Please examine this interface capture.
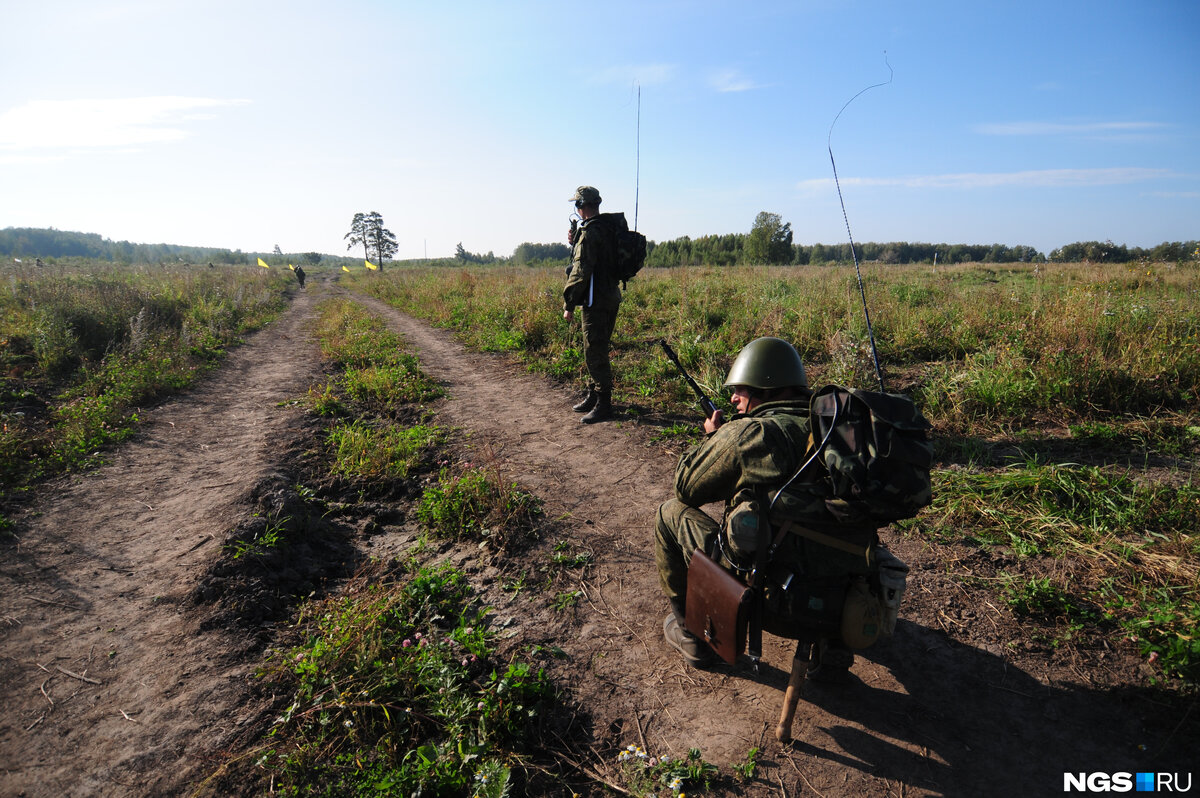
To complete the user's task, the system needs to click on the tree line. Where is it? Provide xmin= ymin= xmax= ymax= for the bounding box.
xmin=0 ymin=227 xmax=335 ymax=267
xmin=7 ymin=216 xmax=1196 ymax=270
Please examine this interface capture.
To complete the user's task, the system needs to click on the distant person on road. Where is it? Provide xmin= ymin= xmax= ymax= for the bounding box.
xmin=654 ymin=337 xmax=816 ymax=666
xmin=294 ymin=265 xmax=306 ymax=289
xmin=563 ymin=185 xmax=622 ymax=424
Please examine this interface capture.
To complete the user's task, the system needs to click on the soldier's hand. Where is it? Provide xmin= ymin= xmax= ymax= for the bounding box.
xmin=567 ymin=229 xmax=576 ymax=246
xmin=703 ymin=409 xmax=724 ymax=434
xmin=563 ymin=309 xmax=573 ymax=321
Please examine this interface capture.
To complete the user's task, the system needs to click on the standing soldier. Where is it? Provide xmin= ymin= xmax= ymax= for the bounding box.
xmin=563 ymin=185 xmax=622 ymax=424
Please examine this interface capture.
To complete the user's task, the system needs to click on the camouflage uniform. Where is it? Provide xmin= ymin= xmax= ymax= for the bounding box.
xmin=654 ymin=397 xmax=811 ymax=604
xmin=563 ymin=213 xmax=622 ymax=393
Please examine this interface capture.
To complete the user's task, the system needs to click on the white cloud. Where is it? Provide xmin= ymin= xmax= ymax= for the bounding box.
xmin=973 ymin=121 xmax=1166 ymax=136
xmin=0 ymin=96 xmax=251 ymax=150
xmin=709 ymin=68 xmax=763 ymax=93
xmin=797 ymin=167 xmax=1174 ymax=191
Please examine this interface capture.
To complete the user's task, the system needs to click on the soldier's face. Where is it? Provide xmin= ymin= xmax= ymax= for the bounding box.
xmin=731 ymin=386 xmax=758 ymax=415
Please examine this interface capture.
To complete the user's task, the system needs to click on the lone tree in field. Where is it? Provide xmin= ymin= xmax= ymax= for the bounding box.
xmin=745 ymin=211 xmax=793 ymax=265
xmin=344 ymin=211 xmax=398 ymax=269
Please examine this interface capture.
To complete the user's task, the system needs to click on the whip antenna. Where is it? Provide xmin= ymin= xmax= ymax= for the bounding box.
xmin=828 ymin=53 xmax=892 ymax=392
xmin=634 ymin=83 xmax=641 ymax=231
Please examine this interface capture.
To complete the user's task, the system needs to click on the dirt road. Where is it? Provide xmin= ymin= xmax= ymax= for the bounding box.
xmin=1 ymin=279 xmax=1192 ymax=797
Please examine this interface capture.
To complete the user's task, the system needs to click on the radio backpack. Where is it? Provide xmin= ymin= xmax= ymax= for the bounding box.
xmin=599 ymin=212 xmax=647 ymax=288
xmin=807 ymin=385 xmax=933 ymax=525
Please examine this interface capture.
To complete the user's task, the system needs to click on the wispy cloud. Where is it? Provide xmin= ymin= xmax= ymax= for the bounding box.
xmin=974 ymin=120 xmax=1166 ymax=136
xmin=0 ymin=96 xmax=251 ymax=150
xmin=798 ymin=167 xmax=1174 ymax=191
xmin=709 ymin=68 xmax=765 ymax=93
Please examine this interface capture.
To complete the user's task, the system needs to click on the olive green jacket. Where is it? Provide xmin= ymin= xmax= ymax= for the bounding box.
xmin=563 ymin=214 xmax=621 ymax=313
xmin=674 ymin=397 xmax=812 ymax=513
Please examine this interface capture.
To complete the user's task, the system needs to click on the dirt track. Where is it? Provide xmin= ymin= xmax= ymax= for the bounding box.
xmin=1 ymin=277 xmax=1194 ymax=797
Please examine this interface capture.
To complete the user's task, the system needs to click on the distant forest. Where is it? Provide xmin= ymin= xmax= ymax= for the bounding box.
xmin=4 ymin=226 xmax=1196 ymax=268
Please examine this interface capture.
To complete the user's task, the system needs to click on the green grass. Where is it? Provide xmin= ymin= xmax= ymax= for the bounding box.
xmin=416 ymin=467 xmax=542 ymax=550
xmin=0 ymin=261 xmax=289 ymax=515
xmin=249 ymin=562 xmax=555 ymax=797
xmin=313 ymin=298 xmax=443 ymax=412
xmin=346 ymin=260 xmax=1200 ymax=426
xmin=327 ymin=420 xmax=443 ymax=480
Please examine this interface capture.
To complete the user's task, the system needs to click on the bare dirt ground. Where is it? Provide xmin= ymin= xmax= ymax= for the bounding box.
xmin=1 ymin=277 xmax=1195 ymax=797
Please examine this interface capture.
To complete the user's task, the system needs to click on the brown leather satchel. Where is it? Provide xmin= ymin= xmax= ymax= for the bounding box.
xmin=685 ymin=549 xmax=752 ymax=665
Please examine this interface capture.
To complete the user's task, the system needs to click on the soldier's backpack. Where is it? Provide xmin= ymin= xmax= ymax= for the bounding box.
xmin=772 ymin=385 xmax=933 ymax=528
xmin=599 ymin=212 xmax=647 ymax=288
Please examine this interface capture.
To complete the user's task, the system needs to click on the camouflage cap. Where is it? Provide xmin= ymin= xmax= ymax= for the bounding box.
xmin=569 ymin=186 xmax=602 ymax=205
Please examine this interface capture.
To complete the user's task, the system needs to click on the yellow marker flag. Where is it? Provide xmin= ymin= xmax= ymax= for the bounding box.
xmin=365 ymin=260 xmax=378 ymax=271
xmin=342 ymin=265 xmax=350 ymax=273
xmin=257 ymin=257 xmax=270 ymax=268
xmin=288 ymin=263 xmax=296 ymax=271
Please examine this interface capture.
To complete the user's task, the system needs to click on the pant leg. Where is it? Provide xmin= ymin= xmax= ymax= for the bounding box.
xmin=581 ymin=303 xmax=618 ymax=392
xmin=654 ymin=498 xmax=720 ymax=604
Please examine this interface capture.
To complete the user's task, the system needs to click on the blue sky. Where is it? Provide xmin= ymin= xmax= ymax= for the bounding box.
xmin=1 ymin=0 xmax=1196 ymax=260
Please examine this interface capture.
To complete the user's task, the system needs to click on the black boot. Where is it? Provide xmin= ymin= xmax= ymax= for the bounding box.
xmin=572 ymin=388 xmax=598 ymax=413
xmin=663 ymin=599 xmax=713 ymax=665
xmin=580 ymin=390 xmax=612 ymax=424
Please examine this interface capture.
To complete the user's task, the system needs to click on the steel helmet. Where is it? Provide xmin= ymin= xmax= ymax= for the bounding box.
xmin=722 ymin=337 xmax=808 ymax=389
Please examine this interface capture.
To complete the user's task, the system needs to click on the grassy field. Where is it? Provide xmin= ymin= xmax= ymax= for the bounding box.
xmin=347 ymin=259 xmax=1200 ymax=684
xmin=2 ymin=259 xmax=1196 ymax=793
xmin=0 ymin=260 xmax=290 ymax=523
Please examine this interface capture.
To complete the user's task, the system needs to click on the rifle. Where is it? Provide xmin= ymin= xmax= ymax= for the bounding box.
xmin=659 ymin=339 xmax=719 ymax=418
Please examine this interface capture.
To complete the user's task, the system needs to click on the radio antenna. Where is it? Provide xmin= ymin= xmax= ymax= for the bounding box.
xmin=634 ymin=82 xmax=641 ymax=231
xmin=828 ymin=53 xmax=892 ymax=392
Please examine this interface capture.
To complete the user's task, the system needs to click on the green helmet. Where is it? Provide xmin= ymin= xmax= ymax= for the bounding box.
xmin=723 ymin=337 xmax=808 ymax=389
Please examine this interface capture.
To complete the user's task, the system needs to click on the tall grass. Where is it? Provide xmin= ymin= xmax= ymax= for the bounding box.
xmin=0 ymin=261 xmax=289 ymax=516
xmin=348 ymin=260 xmax=1200 ymax=427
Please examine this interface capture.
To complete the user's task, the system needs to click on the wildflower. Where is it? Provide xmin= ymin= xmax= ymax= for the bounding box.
xmin=343 ymin=720 xmax=354 ymax=728
xmin=402 ymin=639 xmax=412 ymax=648
xmin=477 ymin=701 xmax=485 ymax=710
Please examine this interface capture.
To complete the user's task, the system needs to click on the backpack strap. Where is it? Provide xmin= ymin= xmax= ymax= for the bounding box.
xmin=746 ymin=517 xmax=793 ymax=669
xmin=776 ymin=519 xmax=873 ymax=563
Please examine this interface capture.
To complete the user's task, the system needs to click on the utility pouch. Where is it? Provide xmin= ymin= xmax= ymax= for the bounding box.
xmin=723 ymin=491 xmax=765 ymax=564
xmin=685 ymin=548 xmax=751 ymax=665
xmin=875 ymin=546 xmax=910 ymax=636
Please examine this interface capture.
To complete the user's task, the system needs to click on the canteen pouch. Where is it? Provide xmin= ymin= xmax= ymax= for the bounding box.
xmin=875 ymin=547 xmax=910 ymax=636
xmin=840 ymin=576 xmax=882 ymax=649
xmin=685 ymin=548 xmax=751 ymax=665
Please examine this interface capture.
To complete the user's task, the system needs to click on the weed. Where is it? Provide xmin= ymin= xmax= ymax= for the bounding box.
xmin=416 ymin=467 xmax=541 ymax=550
xmin=615 ymin=745 xmax=720 ymax=797
xmin=551 ymin=590 xmax=580 ymax=611
xmin=732 ymin=746 xmax=760 ymax=781
xmin=1000 ymin=574 xmax=1071 ymax=618
xmin=254 ymin=563 xmax=555 ymax=796
xmin=227 ymin=510 xmax=291 ymax=559
xmin=326 ymin=419 xmax=442 ymax=480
